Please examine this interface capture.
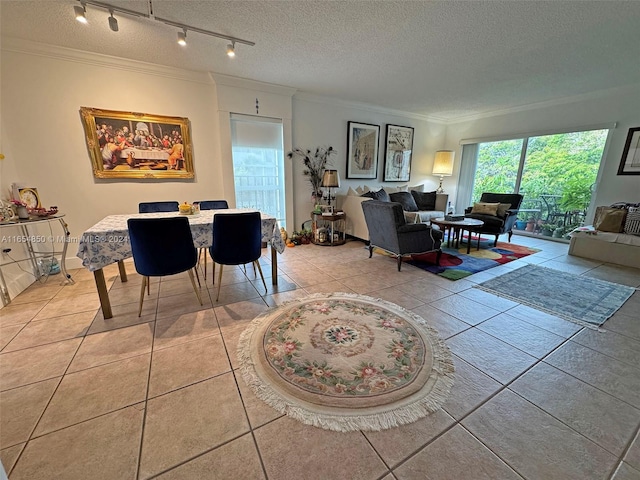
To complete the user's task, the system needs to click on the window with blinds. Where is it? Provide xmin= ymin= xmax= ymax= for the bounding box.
xmin=230 ymin=114 xmax=286 ymax=229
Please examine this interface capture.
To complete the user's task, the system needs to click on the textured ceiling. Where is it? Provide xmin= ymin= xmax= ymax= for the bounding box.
xmin=2 ymin=0 xmax=640 ymax=121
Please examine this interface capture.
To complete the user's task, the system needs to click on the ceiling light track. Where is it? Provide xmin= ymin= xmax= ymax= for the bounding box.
xmin=74 ymin=0 xmax=255 ymax=52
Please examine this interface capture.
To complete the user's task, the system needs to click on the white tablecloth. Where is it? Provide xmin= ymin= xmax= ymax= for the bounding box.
xmin=77 ymin=209 xmax=285 ymax=271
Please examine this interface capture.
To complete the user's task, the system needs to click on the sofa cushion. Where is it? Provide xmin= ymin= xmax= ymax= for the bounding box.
xmin=347 ymin=187 xmax=359 ymax=196
xmin=496 ymin=203 xmax=512 ymax=218
xmin=361 ymin=188 xmax=390 ymax=202
xmin=409 ymin=184 xmax=424 ymax=192
xmin=479 ymin=193 xmax=523 ymax=210
xmin=471 ymin=202 xmax=500 ymax=216
xmin=411 ymin=190 xmax=437 ymax=210
xmin=594 ymin=207 xmax=627 ymax=233
xmin=389 ymin=191 xmax=418 ymax=212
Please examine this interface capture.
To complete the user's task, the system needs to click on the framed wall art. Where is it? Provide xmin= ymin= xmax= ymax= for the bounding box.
xmin=618 ymin=127 xmax=640 ymax=175
xmin=346 ymin=121 xmax=380 ymax=179
xmin=383 ymin=124 xmax=414 ymax=182
xmin=80 ymin=107 xmax=194 ymax=179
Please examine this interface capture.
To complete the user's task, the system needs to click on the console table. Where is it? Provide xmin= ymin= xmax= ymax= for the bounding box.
xmin=0 ymin=215 xmax=74 ymax=306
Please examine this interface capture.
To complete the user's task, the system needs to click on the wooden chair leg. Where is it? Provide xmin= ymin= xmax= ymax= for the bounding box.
xmin=187 ymin=269 xmax=203 ymax=305
xmin=254 ymin=260 xmax=267 ymax=294
xmin=368 ymin=245 xmax=373 ymax=258
xmin=147 ymin=277 xmax=150 ymax=295
xmin=397 ymin=255 xmax=402 ymax=271
xmin=138 ymin=276 xmax=147 ymax=317
xmin=216 ymin=264 xmax=224 ymax=301
xmin=193 ymin=267 xmax=201 ymax=288
xmin=203 ymin=250 xmax=207 ymax=281
xmin=436 ymin=249 xmax=442 ymax=266
xmin=508 ymin=231 xmax=513 ymax=242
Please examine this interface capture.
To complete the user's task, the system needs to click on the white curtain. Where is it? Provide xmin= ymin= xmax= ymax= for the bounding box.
xmin=454 ymin=143 xmax=479 ymax=211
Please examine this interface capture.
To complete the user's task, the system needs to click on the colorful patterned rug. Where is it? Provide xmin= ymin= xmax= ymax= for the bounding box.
xmin=406 ymin=236 xmax=540 ymax=281
xmin=475 ymin=264 xmax=636 ymax=327
xmin=238 ymin=293 xmax=454 ymax=432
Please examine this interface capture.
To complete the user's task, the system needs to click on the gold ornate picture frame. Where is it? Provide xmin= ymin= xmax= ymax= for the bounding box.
xmin=80 ymin=107 xmax=194 ymax=179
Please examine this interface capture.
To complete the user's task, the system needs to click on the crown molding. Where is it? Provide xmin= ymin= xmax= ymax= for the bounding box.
xmin=210 ymin=73 xmax=297 ymax=97
xmin=1 ymin=37 xmax=212 ymax=84
xmin=447 ymin=82 xmax=640 ymax=124
xmin=293 ymin=92 xmax=447 ymax=124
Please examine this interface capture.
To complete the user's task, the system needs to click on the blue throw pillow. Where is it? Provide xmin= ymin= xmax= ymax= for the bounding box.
xmin=361 ymin=188 xmax=390 ymax=202
xmin=411 ymin=190 xmax=437 ymax=210
xmin=389 ymin=191 xmax=418 ymax=212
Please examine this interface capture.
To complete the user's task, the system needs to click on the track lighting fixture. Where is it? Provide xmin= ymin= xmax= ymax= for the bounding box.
xmin=177 ymin=30 xmax=187 ymax=46
xmin=108 ymin=11 xmax=118 ymax=32
xmin=226 ymin=42 xmax=235 ymax=58
xmin=74 ymin=4 xmax=87 ymax=23
xmin=73 ymin=0 xmax=255 ymax=55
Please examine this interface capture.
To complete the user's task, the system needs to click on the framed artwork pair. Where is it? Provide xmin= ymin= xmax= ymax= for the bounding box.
xmin=346 ymin=121 xmax=414 ymax=181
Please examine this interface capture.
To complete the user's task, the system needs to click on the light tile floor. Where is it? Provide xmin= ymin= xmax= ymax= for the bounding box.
xmin=1 ymin=235 xmax=639 ymax=479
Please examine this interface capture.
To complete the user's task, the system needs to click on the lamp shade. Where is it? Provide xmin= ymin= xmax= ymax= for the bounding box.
xmin=432 ymin=150 xmax=455 ymax=176
xmin=321 ymin=169 xmax=340 ymax=188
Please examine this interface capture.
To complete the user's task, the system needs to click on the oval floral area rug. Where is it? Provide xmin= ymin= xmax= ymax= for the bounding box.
xmin=238 ymin=293 xmax=455 ymax=432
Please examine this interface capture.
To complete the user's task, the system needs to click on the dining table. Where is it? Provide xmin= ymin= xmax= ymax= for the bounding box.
xmin=76 ymin=209 xmax=285 ymax=319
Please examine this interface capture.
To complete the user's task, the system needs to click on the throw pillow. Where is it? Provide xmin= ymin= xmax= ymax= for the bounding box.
xmin=623 ymin=206 xmax=640 ymax=236
xmin=471 ymin=202 xmax=500 ymax=216
xmin=355 ymin=186 xmax=364 ymax=195
xmin=385 ymin=186 xmax=400 ymax=194
xmin=409 ymin=184 xmax=424 ymax=192
xmin=594 ymin=206 xmax=627 ymax=233
xmin=496 ymin=203 xmax=512 ymax=218
xmin=411 ymin=190 xmax=437 ymax=211
xmin=347 ymin=187 xmax=359 ymax=196
xmin=389 ymin=191 xmax=418 ymax=212
xmin=361 ymin=188 xmax=390 ymax=202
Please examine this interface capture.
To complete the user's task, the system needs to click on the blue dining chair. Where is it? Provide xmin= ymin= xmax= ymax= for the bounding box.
xmin=128 ymin=216 xmax=203 ymax=316
xmin=138 ymin=201 xmax=179 ymax=213
xmin=197 ymin=200 xmax=229 ymax=210
xmin=195 ymin=200 xmax=229 ymax=279
xmin=209 ymin=212 xmax=266 ymax=301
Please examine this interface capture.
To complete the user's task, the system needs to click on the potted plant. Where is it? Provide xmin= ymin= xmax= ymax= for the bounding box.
xmin=540 ymin=224 xmax=555 ymax=236
xmin=287 ymin=146 xmax=337 ymax=202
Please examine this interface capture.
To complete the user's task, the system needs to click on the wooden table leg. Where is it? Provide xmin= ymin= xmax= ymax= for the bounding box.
xmin=270 ymin=244 xmax=278 ymax=285
xmin=93 ymin=268 xmax=113 ymax=319
xmin=466 ymin=228 xmax=472 ymax=254
xmin=117 ymin=260 xmax=128 ymax=283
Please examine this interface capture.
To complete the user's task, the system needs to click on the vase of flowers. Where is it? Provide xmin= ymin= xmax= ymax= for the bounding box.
xmin=11 ymin=199 xmax=29 ymax=219
xmin=287 ymin=146 xmax=337 ymax=202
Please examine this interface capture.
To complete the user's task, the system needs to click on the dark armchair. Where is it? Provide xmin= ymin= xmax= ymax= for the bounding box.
xmin=362 ymin=200 xmax=443 ymax=271
xmin=464 ymin=193 xmax=524 ymax=246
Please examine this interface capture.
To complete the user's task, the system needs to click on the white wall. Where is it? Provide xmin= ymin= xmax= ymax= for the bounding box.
xmin=290 ymin=95 xmax=447 ymax=229
xmin=443 ymin=84 xmax=640 ymax=220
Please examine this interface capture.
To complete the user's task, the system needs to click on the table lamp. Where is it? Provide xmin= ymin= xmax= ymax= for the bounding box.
xmin=321 ymin=169 xmax=340 ymax=207
xmin=432 ymin=150 xmax=455 ymax=194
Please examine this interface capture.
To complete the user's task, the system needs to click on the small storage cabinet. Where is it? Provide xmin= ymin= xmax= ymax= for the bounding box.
xmin=311 ymin=211 xmax=346 ymax=246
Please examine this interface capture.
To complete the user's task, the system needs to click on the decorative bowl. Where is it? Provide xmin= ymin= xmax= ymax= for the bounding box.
xmin=29 ymin=207 xmax=58 ymax=217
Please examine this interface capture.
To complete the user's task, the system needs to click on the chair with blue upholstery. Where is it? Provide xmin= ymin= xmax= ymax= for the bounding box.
xmin=209 ymin=211 xmax=266 ymax=301
xmin=196 ymin=200 xmax=229 ymax=279
xmin=138 ymin=201 xmax=179 ymax=213
xmin=197 ymin=200 xmax=229 ymax=210
xmin=128 ymin=216 xmax=203 ymax=316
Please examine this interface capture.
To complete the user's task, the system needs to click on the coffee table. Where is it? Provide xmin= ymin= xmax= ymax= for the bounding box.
xmin=431 ymin=218 xmax=485 ymax=254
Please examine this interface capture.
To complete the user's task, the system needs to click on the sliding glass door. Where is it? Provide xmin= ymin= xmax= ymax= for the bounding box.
xmin=469 ymin=128 xmax=609 ymax=237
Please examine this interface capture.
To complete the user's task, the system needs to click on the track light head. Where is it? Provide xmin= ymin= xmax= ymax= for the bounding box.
xmin=74 ymin=4 xmax=87 ymax=24
xmin=177 ymin=30 xmax=187 ymax=46
xmin=226 ymin=42 xmax=235 ymax=58
xmin=108 ymin=11 xmax=118 ymax=32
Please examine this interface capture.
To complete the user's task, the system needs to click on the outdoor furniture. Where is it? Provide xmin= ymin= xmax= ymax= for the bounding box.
xmin=540 ymin=194 xmax=568 ymax=226
xmin=362 ymin=200 xmax=442 ymax=271
xmin=464 ymin=193 xmax=524 ymax=245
